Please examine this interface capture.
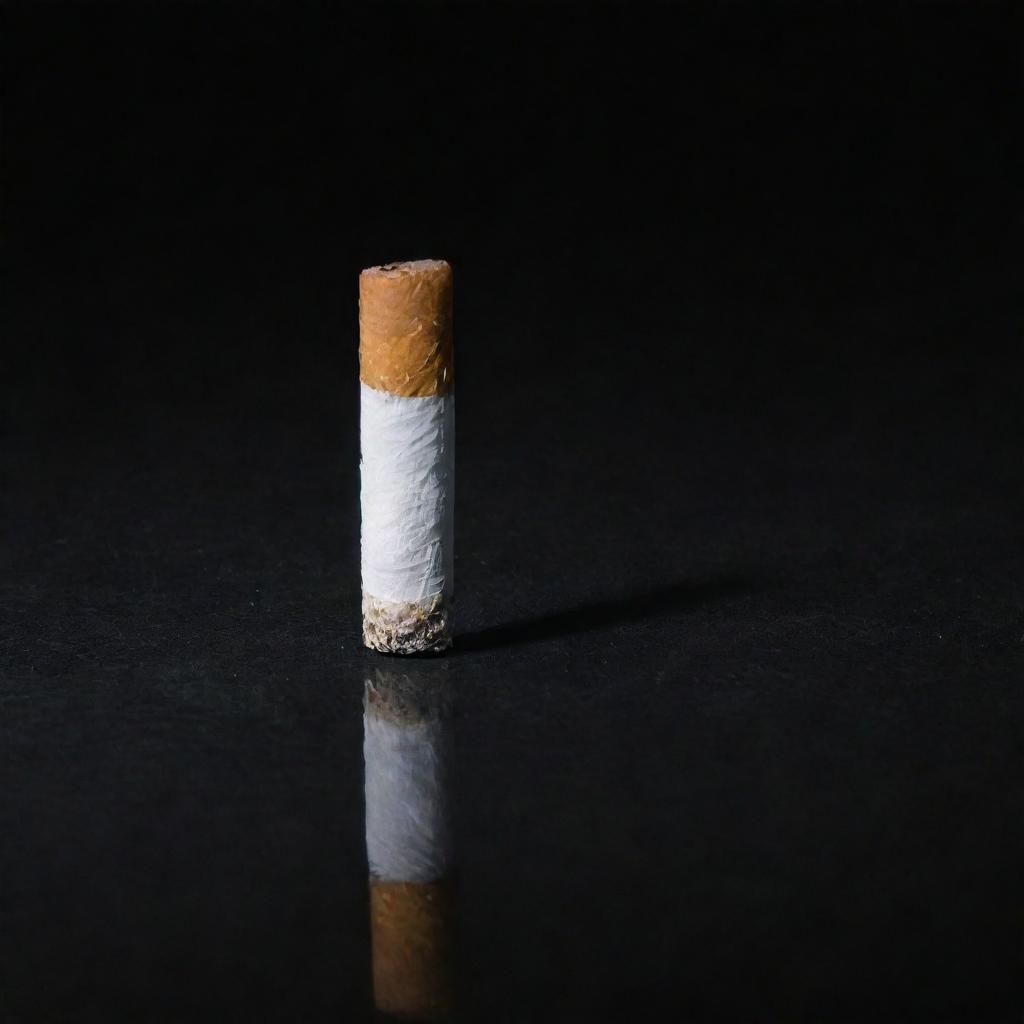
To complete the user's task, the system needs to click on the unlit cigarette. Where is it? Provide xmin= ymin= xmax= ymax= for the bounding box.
xmin=359 ymin=259 xmax=454 ymax=654
xmin=364 ymin=666 xmax=455 ymax=1020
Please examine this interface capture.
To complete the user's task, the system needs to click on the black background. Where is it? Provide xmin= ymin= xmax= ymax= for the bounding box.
xmin=3 ymin=3 xmax=1022 ymax=1021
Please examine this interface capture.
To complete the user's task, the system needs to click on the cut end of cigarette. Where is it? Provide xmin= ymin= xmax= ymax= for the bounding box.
xmin=363 ymin=592 xmax=453 ymax=655
xmin=360 ymin=258 xmax=454 ymax=399
xmin=365 ymin=666 xmax=452 ymax=725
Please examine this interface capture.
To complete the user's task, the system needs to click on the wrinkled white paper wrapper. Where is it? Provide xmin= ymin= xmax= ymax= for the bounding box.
xmin=360 ymin=382 xmax=454 ymax=605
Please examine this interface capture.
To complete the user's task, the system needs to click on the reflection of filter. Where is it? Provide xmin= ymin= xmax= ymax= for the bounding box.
xmin=364 ymin=668 xmax=454 ymax=1020
xmin=369 ymin=883 xmax=454 ymax=1022
xmin=359 ymin=260 xmax=454 ymax=655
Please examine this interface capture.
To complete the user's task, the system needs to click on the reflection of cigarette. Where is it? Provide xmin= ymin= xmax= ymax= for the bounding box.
xmin=359 ymin=260 xmax=454 ymax=654
xmin=364 ymin=668 xmax=455 ymax=1020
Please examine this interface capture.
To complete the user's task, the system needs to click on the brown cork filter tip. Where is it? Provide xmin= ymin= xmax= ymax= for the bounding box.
xmin=370 ymin=881 xmax=455 ymax=1021
xmin=360 ymin=260 xmax=454 ymax=399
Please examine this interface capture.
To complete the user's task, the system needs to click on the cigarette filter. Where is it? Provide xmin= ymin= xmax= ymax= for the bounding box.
xmin=359 ymin=260 xmax=454 ymax=654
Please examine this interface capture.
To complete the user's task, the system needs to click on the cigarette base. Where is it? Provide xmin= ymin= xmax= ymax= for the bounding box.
xmin=362 ymin=593 xmax=453 ymax=655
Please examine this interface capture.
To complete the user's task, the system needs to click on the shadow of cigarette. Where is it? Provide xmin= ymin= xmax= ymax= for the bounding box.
xmin=454 ymin=574 xmax=755 ymax=654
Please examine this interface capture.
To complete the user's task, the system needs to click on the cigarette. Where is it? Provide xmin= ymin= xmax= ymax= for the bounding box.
xmin=359 ymin=259 xmax=454 ymax=654
xmin=364 ymin=665 xmax=455 ymax=1020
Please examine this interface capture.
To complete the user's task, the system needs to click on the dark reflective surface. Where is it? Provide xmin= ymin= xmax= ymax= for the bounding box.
xmin=4 ymin=5 xmax=1020 ymax=1022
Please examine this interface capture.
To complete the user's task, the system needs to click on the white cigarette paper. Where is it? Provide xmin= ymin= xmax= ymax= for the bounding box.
xmin=360 ymin=385 xmax=454 ymax=607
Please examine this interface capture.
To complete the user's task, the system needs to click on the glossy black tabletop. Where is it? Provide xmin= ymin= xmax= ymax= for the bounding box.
xmin=3 ymin=6 xmax=1020 ymax=1021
